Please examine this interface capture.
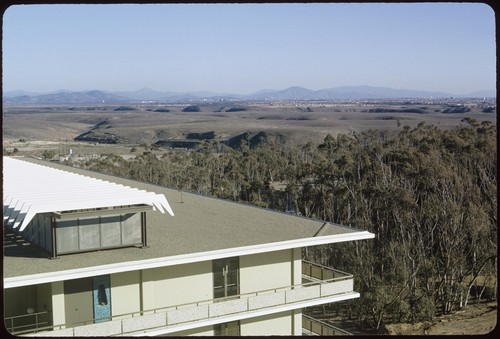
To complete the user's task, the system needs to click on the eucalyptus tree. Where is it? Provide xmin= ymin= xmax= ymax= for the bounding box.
xmin=68 ymin=119 xmax=496 ymax=328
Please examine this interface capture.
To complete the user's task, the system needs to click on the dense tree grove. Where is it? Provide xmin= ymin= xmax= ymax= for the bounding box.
xmin=72 ymin=119 xmax=496 ymax=329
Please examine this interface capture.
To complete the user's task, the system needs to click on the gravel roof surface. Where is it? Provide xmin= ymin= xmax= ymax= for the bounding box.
xmin=3 ymin=157 xmax=363 ymax=279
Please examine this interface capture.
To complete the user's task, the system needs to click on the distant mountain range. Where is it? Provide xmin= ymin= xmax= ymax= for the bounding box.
xmin=3 ymin=86 xmax=495 ymax=104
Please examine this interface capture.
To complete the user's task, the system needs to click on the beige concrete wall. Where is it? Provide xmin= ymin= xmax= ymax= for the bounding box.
xmin=145 ymin=261 xmax=213 ymax=310
xmin=110 ymin=271 xmax=141 ymax=318
xmin=292 ymin=248 xmax=301 ymax=285
xmin=63 ymin=278 xmax=93 ymax=327
xmin=11 ymin=248 xmax=303 ymax=335
xmin=239 ymin=249 xmax=292 ymax=294
xmin=292 ymin=248 xmax=302 ymax=334
xmin=293 ymin=309 xmax=302 ymax=335
xmin=141 ymin=269 xmax=156 ymax=313
xmin=51 ymin=282 xmax=66 ymax=328
xmin=240 ymin=311 xmax=293 ymax=335
xmin=239 ymin=249 xmax=302 ymax=335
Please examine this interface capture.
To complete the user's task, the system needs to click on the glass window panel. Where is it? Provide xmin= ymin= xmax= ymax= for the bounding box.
xmin=226 ymin=285 xmax=238 ymax=297
xmin=79 ymin=218 xmax=100 ymax=250
xmin=214 ymin=321 xmax=240 ymax=336
xmin=226 ymin=321 xmax=240 ymax=336
xmin=121 ymin=213 xmax=141 ymax=245
xmin=100 ymin=215 xmax=121 ymax=247
xmin=56 ymin=220 xmax=79 ymax=253
xmin=213 ymin=272 xmax=224 ymax=288
xmin=213 ymin=257 xmax=239 ymax=299
xmin=213 ymin=288 xmax=225 ymax=300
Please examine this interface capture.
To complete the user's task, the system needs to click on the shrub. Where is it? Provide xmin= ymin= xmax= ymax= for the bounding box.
xmin=42 ymin=150 xmax=55 ymax=160
xmin=182 ymin=105 xmax=201 ymax=112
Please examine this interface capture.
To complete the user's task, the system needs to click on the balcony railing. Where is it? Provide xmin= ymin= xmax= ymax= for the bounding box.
xmin=302 ymin=314 xmax=353 ymax=336
xmin=4 ymin=311 xmax=51 ymax=335
xmin=302 ymin=261 xmax=354 ymax=281
xmin=7 ymin=261 xmax=357 ymax=336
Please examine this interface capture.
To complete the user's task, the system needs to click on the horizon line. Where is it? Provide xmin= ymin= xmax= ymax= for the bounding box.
xmin=3 ymin=85 xmax=496 ymax=97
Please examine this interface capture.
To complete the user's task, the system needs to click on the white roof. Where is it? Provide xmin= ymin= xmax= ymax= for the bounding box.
xmin=3 ymin=157 xmax=174 ymax=231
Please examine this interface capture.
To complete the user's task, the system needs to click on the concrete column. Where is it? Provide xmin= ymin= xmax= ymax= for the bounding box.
xmin=140 ymin=269 xmax=156 ymax=314
xmin=51 ymin=281 xmax=66 ymax=329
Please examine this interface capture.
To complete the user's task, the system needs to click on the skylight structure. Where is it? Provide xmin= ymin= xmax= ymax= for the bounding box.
xmin=3 ymin=157 xmax=174 ymax=257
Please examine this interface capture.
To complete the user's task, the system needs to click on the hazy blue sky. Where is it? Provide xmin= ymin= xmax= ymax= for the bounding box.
xmin=2 ymin=3 xmax=496 ymax=95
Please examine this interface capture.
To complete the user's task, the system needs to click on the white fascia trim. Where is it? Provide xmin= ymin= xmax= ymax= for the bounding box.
xmin=124 ymin=292 xmax=360 ymax=336
xmin=4 ymin=231 xmax=374 ymax=288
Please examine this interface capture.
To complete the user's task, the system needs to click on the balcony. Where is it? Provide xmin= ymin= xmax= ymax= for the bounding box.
xmin=6 ymin=261 xmax=358 ymax=336
xmin=302 ymin=314 xmax=353 ymax=335
xmin=4 ymin=311 xmax=52 ymax=335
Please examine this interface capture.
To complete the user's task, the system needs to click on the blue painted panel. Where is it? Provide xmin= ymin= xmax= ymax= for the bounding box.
xmin=93 ymin=275 xmax=111 ymax=323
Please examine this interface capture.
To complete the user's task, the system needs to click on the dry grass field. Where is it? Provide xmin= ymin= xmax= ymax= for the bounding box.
xmin=2 ymin=101 xmax=497 ymax=335
xmin=3 ymin=101 xmax=496 ymax=155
